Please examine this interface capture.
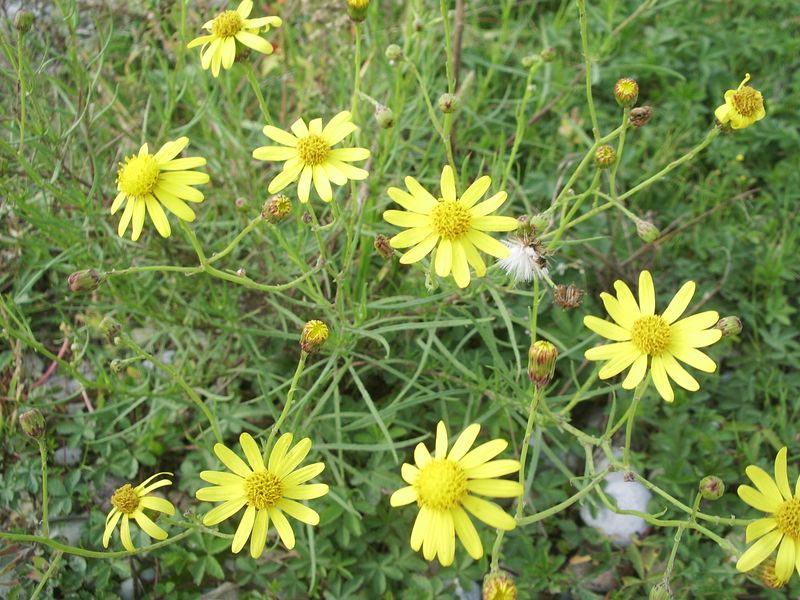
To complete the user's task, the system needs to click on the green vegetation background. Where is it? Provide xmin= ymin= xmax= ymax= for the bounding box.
xmin=1 ymin=0 xmax=798 ymax=598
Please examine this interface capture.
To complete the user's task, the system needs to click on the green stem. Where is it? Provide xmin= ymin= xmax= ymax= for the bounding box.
xmin=17 ymin=31 xmax=26 ymax=153
xmin=501 ymin=62 xmax=542 ymax=190
xmin=180 ymin=221 xmax=208 ymax=266
xmin=576 ymin=0 xmax=600 ymax=140
xmin=440 ymin=0 xmax=456 ymax=94
xmin=546 ymin=171 xmax=600 ymax=250
xmin=266 ymin=352 xmax=308 ymax=452
xmin=529 ymin=275 xmax=541 ymax=342
xmin=30 ymin=551 xmax=63 ymax=600
xmin=623 ymin=374 xmax=650 ymax=471
xmin=664 ymin=493 xmax=702 ymax=581
xmin=609 ymin=107 xmax=631 ymax=198
xmin=38 ymin=440 xmax=49 ymax=538
xmin=517 ymin=470 xmax=609 ymax=525
xmin=245 ymin=63 xmax=272 ymax=125
xmin=121 ymin=336 xmax=222 ymax=443
xmin=0 ymin=528 xmax=195 ymax=559
xmin=351 ymin=25 xmax=361 ymax=117
xmin=208 ymin=217 xmax=263 ymax=264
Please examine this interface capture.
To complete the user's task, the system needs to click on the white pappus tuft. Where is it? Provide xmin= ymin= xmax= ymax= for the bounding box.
xmin=497 ymin=235 xmax=548 ymax=283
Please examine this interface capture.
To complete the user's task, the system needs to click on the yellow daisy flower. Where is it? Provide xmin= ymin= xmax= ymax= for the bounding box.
xmin=252 ymin=111 xmax=370 ymax=204
xmin=390 ymin=421 xmax=523 ymax=566
xmin=102 ymin=472 xmax=175 ymax=552
xmin=583 ymin=270 xmax=722 ymax=402
xmin=383 ymin=166 xmax=518 ymax=288
xmin=714 ymin=73 xmax=766 ymax=130
xmin=112 ymin=137 xmax=209 ymax=241
xmin=196 ymin=432 xmax=329 ymax=559
xmin=736 ymin=447 xmax=800 ymax=585
xmin=187 ymin=0 xmax=282 ymax=78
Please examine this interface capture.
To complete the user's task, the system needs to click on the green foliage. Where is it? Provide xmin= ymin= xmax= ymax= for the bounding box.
xmin=1 ymin=0 xmax=798 ymax=598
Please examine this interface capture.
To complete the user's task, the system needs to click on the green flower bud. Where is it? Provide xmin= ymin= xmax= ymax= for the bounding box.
xmin=385 ymin=44 xmax=403 ymax=63
xmin=19 ymin=409 xmax=45 ymax=440
xmin=594 ymin=145 xmax=617 ymax=169
xmin=262 ymin=194 xmax=292 ymax=224
xmin=438 ymin=93 xmax=459 ymax=114
xmin=614 ymin=77 xmax=639 ymax=108
xmin=649 ymin=581 xmax=673 ymax=600
xmin=375 ymin=106 xmax=396 ymax=129
xmin=99 ymin=316 xmax=121 ymax=341
xmin=715 ymin=316 xmax=742 ymax=337
xmin=15 ymin=10 xmax=34 ymax=34
xmin=699 ymin=475 xmax=725 ymax=500
xmin=540 ymin=47 xmax=557 ymax=62
xmin=346 ymin=0 xmax=370 ymax=22
xmin=68 ymin=269 xmax=102 ymax=294
xmin=636 ymin=220 xmax=660 ymax=244
xmin=528 ymin=340 xmax=558 ymax=388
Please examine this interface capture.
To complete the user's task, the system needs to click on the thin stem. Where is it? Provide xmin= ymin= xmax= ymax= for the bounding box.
xmin=351 ymin=25 xmax=361 ymax=117
xmin=17 ymin=31 xmax=26 ymax=153
xmin=440 ymin=0 xmax=456 ymax=94
xmin=609 ymin=107 xmax=631 ymax=198
xmin=664 ymin=493 xmax=702 ymax=581
xmin=266 ymin=352 xmax=308 ymax=452
xmin=121 ymin=336 xmax=222 ymax=443
xmin=30 ymin=551 xmax=63 ymax=600
xmin=38 ymin=440 xmax=49 ymax=538
xmin=623 ymin=374 xmax=650 ymax=471
xmin=546 ymin=171 xmax=600 ymax=250
xmin=501 ymin=62 xmax=542 ymax=190
xmin=208 ymin=217 xmax=263 ymax=264
xmin=517 ymin=470 xmax=609 ymax=525
xmin=576 ymin=0 xmax=600 ymax=140
xmin=180 ymin=221 xmax=208 ymax=266
xmin=529 ymin=275 xmax=541 ymax=342
xmin=0 ymin=528 xmax=195 ymax=559
xmin=245 ymin=63 xmax=272 ymax=125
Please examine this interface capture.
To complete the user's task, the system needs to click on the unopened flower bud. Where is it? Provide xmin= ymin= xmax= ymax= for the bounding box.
xmin=530 ymin=213 xmax=549 ymax=233
xmin=262 ymin=194 xmax=292 ymax=224
xmin=99 ymin=316 xmax=121 ymax=341
xmin=594 ymin=145 xmax=616 ymax=169
xmin=302 ymin=212 xmax=312 ymax=224
xmin=68 ymin=269 xmax=102 ymax=294
xmin=629 ymin=105 xmax=653 ymax=128
xmin=375 ymin=106 xmax=396 ymax=129
xmin=715 ymin=316 xmax=742 ymax=337
xmin=346 ymin=0 xmax=370 ymax=22
xmin=540 ymin=47 xmax=556 ymax=62
xmin=413 ymin=17 xmax=424 ymax=32
xmin=234 ymin=197 xmax=247 ymax=210
xmin=757 ymin=560 xmax=787 ymax=589
xmin=553 ymin=284 xmax=584 ymax=309
xmin=301 ymin=320 xmax=329 ymax=353
xmin=614 ymin=77 xmax=639 ymax=108
xmin=482 ymin=571 xmax=517 ymax=600
xmin=385 ymin=44 xmax=403 ymax=63
xmin=110 ymin=359 xmax=125 ymax=374
xmin=636 ymin=219 xmax=660 ymax=243
xmin=374 ymin=234 xmax=393 ymax=260
xmin=649 ymin=581 xmax=673 ymax=600
xmin=19 ymin=409 xmax=45 ymax=440
xmin=699 ymin=475 xmax=725 ymax=500
xmin=15 ymin=10 xmax=34 ymax=34
xmin=438 ymin=93 xmax=459 ymax=114
xmin=521 ymin=55 xmax=540 ymax=68
xmin=528 ymin=340 xmax=558 ymax=388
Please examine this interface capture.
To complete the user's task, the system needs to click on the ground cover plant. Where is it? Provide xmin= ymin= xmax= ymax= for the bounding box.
xmin=1 ymin=0 xmax=799 ymax=598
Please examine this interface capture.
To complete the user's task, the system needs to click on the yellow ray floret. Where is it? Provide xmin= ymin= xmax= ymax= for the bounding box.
xmin=196 ymin=432 xmax=329 ymax=559
xmin=737 ymin=447 xmax=800 ymax=586
xmin=390 ymin=421 xmax=522 ymax=566
xmin=383 ymin=165 xmax=518 ymax=288
xmin=253 ymin=111 xmax=370 ymax=204
xmin=112 ymin=137 xmax=209 ymax=241
xmin=102 ymin=472 xmax=175 ymax=552
xmin=582 ymin=270 xmax=722 ymax=402
xmin=714 ymin=73 xmax=766 ymax=130
xmin=187 ymin=0 xmax=282 ymax=77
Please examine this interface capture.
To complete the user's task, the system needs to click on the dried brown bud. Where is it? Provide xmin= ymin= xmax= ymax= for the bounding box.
xmin=374 ymin=234 xmax=393 ymax=260
xmin=68 ymin=269 xmax=102 ymax=294
xmin=629 ymin=106 xmax=653 ymax=128
xmin=553 ymin=284 xmax=583 ymax=309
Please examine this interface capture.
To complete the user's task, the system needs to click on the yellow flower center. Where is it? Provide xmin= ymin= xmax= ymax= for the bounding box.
xmin=212 ymin=10 xmax=244 ymax=38
xmin=414 ymin=458 xmax=467 ymax=511
xmin=296 ymin=135 xmax=330 ymax=166
xmin=630 ymin=314 xmax=671 ymax=356
xmin=244 ymin=471 xmax=283 ymax=510
xmin=110 ymin=484 xmax=141 ymax=514
xmin=430 ymin=200 xmax=471 ymax=240
xmin=117 ymin=154 xmax=161 ymax=199
xmin=775 ymin=498 xmax=800 ymax=540
xmin=485 ymin=582 xmax=517 ymax=600
xmin=731 ymin=86 xmax=763 ymax=118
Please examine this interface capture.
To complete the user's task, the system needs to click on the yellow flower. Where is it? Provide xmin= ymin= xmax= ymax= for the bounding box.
xmin=252 ymin=111 xmax=370 ymax=204
xmin=196 ymin=432 xmax=329 ymax=558
xmin=737 ymin=447 xmax=800 ymax=585
xmin=186 ymin=0 xmax=282 ymax=78
xmin=714 ymin=73 xmax=766 ymax=130
xmin=390 ymin=421 xmax=522 ymax=566
xmin=583 ymin=270 xmax=722 ymax=402
xmin=383 ymin=166 xmax=518 ymax=288
xmin=112 ymin=137 xmax=209 ymax=241
xmin=102 ymin=472 xmax=175 ymax=552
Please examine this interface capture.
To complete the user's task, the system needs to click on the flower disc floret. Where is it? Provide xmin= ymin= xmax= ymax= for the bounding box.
xmin=776 ymin=498 xmax=800 ymax=539
xmin=630 ymin=315 xmax=671 ymax=355
xmin=117 ymin=155 xmax=160 ymax=198
xmin=212 ymin=10 xmax=243 ymax=37
xmin=431 ymin=201 xmax=471 ymax=240
xmin=414 ymin=459 xmax=467 ymax=511
xmin=110 ymin=484 xmax=141 ymax=514
xmin=714 ymin=73 xmax=766 ymax=130
xmin=244 ymin=471 xmax=283 ymax=509
xmin=296 ymin=135 xmax=330 ymax=166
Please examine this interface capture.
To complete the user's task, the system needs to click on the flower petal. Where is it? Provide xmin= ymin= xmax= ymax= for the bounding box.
xmin=235 ymin=31 xmax=273 ymax=55
xmin=669 ymin=346 xmax=717 ymax=373
xmin=661 ymin=281 xmax=695 ymax=324
xmin=600 ymin=292 xmax=636 ymax=330
xmin=451 ymin=242 xmax=471 ymax=288
xmin=458 ymin=440 xmax=507 ymax=470
xmin=452 ymin=506 xmax=483 ymax=559
xmin=435 ymin=239 xmax=453 ymax=277
xmin=388 ymin=186 xmax=435 ymax=214
xmin=650 ymin=355 xmax=674 ymax=402
xmin=470 ymin=215 xmax=519 ymax=232
xmin=278 ymin=498 xmax=320 ymax=525
xmin=329 ymin=148 xmax=370 ymax=162
xmin=202 ymin=497 xmax=247 ymax=527
xmin=746 ymin=464 xmax=784 ymax=504
xmin=670 ymin=311 xmax=720 ymax=333
xmin=281 ymin=463 xmax=325 ymax=487
xmin=613 ymin=280 xmax=641 ymax=319
xmin=200 ymin=470 xmax=244 ymax=486
xmin=622 ymin=354 xmax=648 ymax=389
xmin=738 ymin=484 xmax=781 ymax=513
xmin=283 ymin=483 xmax=329 ymax=500
xmin=448 ymin=424 xmax=481 ymax=462
xmin=459 ymin=176 xmax=491 ymax=209
xmin=269 ymin=507 xmax=295 ymax=549
xmin=398 ymin=232 xmax=440 ymax=264
xmin=239 ymin=433 xmax=265 ymax=472
xmin=661 ymin=352 xmax=700 ymax=391
xmin=440 ymin=166 xmax=457 ymax=201
xmin=775 ymin=447 xmax=793 ymax=501
xmin=214 ymin=443 xmax=252 ymax=478
xmin=120 ymin=515 xmax=135 ymax=551
xmin=139 ymin=496 xmax=176 ymax=515
xmin=434 ymin=421 xmax=448 ymax=459
xmin=390 ymin=486 xmax=418 ymax=507
xmin=133 ymin=511 xmax=168 ymax=541
xmin=736 ymin=529 xmax=782 ymax=573
xmin=466 ymin=479 xmax=523 ymax=498
xmin=262 ymin=125 xmax=298 ymax=147
xmin=414 ymin=443 xmax=432 ymax=469
xmin=464 ymin=459 xmax=520 ymax=479
xmin=746 ymin=517 xmax=777 ymax=543
xmin=312 ymin=166 xmax=333 ymax=202
xmin=464 ymin=230 xmax=509 ymax=258
xmin=384 ymin=210 xmax=430 ymax=228
xmin=638 ymin=271 xmax=656 ymax=316
xmin=583 ymin=316 xmax=632 ymax=342
xmin=231 ymin=505 xmax=256 ymax=553
xmin=390 ymin=226 xmax=435 ymax=249
xmin=253 ymin=146 xmax=298 ymax=161
xmin=276 ymin=438 xmax=312 ymax=478
xmin=462 ymin=496 xmax=516 ymax=530
xmin=145 ymin=195 xmax=171 ymax=238
xmin=250 ymin=508 xmax=269 ymax=558
xmin=196 ymin=484 xmax=245 ymax=502
xmin=410 ymin=506 xmax=431 ymax=551
xmin=102 ymin=510 xmax=122 ymax=548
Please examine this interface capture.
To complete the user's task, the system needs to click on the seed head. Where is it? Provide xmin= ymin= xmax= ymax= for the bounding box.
xmin=594 ymin=145 xmax=617 ymax=169
xmin=698 ymin=475 xmax=725 ymax=500
xmin=614 ymin=78 xmax=639 ymax=108
xmin=553 ymin=284 xmax=584 ymax=309
xmin=715 ymin=316 xmax=742 ymax=337
xmin=19 ymin=409 xmax=45 ymax=440
xmin=528 ymin=340 xmax=558 ymax=388
xmin=629 ymin=106 xmax=653 ymax=128
xmin=68 ymin=269 xmax=102 ymax=294
xmin=301 ymin=320 xmax=329 ymax=353
xmin=262 ymin=194 xmax=292 ymax=224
